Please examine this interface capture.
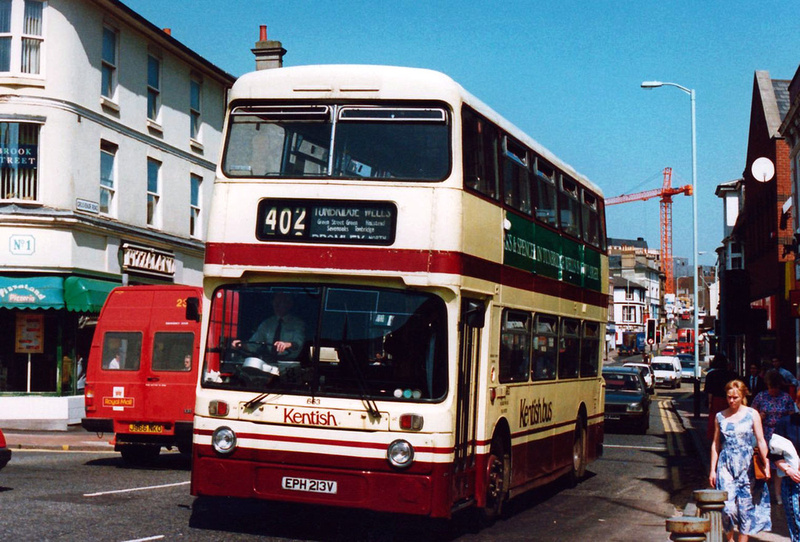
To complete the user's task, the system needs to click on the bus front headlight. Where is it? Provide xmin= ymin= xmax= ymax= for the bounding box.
xmin=212 ymin=426 xmax=237 ymax=454
xmin=387 ymin=439 xmax=414 ymax=469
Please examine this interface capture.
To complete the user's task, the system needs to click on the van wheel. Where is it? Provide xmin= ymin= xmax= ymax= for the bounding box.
xmin=120 ymin=444 xmax=160 ymax=465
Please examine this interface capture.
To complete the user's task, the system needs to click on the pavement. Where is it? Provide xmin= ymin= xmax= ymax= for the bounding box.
xmin=3 ymin=424 xmax=114 ymax=452
xmin=672 ymin=386 xmax=790 ymax=541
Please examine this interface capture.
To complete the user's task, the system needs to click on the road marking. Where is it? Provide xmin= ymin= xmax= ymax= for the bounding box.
xmin=84 ymin=481 xmax=189 ymax=497
xmin=14 ymin=449 xmax=116 ymax=454
xmin=124 ymin=537 xmax=165 ymax=542
xmin=658 ymin=400 xmax=684 ymax=489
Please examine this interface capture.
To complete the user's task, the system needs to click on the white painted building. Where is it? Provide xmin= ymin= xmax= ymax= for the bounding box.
xmin=611 ymin=275 xmax=647 ymax=347
xmin=0 ymin=0 xmax=236 ymax=429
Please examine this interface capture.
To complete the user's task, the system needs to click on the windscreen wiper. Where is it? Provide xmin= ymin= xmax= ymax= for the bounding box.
xmin=340 ymin=343 xmax=381 ymax=420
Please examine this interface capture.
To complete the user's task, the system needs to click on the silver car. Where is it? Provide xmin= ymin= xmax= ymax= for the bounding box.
xmin=624 ymin=362 xmax=655 ymax=394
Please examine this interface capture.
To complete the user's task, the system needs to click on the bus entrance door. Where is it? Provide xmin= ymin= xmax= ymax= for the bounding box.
xmin=452 ymin=299 xmax=483 ymax=505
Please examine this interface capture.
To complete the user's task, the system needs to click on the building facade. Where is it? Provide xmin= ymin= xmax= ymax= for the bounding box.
xmin=716 ymin=71 xmax=793 ymax=375
xmin=0 ymin=0 xmax=235 ymax=429
xmin=780 ymin=63 xmax=800 ymax=372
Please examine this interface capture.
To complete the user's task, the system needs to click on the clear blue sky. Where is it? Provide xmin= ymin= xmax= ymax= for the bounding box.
xmin=123 ymin=0 xmax=800 ymax=266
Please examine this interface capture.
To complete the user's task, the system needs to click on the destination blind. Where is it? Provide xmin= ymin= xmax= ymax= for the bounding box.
xmin=256 ymin=199 xmax=397 ymax=245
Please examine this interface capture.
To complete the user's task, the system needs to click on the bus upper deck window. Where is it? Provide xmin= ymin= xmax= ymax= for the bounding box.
xmin=223 ymin=105 xmax=332 ymax=178
xmin=333 ymin=106 xmax=450 ymax=181
xmin=533 ymin=158 xmax=557 ymax=227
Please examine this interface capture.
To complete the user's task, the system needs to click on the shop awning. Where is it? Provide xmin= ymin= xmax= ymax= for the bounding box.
xmin=64 ymin=277 xmax=118 ymax=313
xmin=0 ymin=276 xmax=65 ymax=310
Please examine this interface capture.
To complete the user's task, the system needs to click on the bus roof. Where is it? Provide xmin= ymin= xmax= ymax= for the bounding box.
xmin=228 ymin=65 xmax=602 ymax=196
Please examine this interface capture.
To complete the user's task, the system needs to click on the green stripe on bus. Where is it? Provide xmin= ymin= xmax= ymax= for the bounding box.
xmin=503 ymin=213 xmax=602 ymax=291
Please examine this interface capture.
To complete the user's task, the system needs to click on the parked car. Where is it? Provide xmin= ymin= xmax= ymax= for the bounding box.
xmin=677 ymin=354 xmax=698 ymax=382
xmin=623 ymin=362 xmax=655 ymax=394
xmin=651 ymin=355 xmax=682 ymax=388
xmin=0 ymin=428 xmax=11 ymax=471
xmin=603 ymin=367 xmax=651 ymax=434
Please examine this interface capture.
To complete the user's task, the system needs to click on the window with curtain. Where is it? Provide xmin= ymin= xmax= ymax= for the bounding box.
xmin=0 ymin=0 xmax=43 ymax=75
xmin=0 ymin=0 xmax=12 ymax=72
xmin=20 ymin=0 xmax=41 ymax=74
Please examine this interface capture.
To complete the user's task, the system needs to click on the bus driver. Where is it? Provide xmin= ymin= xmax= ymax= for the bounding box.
xmin=232 ymin=292 xmax=306 ymax=361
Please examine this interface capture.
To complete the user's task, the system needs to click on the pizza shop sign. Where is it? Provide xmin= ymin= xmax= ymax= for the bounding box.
xmin=121 ymin=243 xmax=175 ymax=277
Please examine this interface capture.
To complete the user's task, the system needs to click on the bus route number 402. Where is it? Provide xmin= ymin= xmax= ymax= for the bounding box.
xmin=263 ymin=205 xmax=306 ymax=237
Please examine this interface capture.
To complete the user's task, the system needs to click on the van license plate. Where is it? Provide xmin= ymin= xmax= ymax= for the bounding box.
xmin=129 ymin=423 xmax=164 ymax=433
xmin=282 ymin=476 xmax=337 ymax=494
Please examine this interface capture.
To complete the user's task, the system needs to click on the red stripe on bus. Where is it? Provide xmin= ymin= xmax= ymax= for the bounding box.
xmin=205 ymin=243 xmax=607 ymax=307
xmin=194 ymin=428 xmax=450 ymax=455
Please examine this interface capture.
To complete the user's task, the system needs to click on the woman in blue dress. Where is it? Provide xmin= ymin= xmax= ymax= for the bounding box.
xmin=709 ymin=379 xmax=772 ymax=541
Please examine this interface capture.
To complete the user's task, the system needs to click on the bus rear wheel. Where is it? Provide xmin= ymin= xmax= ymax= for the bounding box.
xmin=481 ymin=440 xmax=509 ymax=524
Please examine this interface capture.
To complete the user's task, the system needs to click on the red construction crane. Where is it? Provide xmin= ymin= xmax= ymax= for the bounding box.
xmin=606 ymin=167 xmax=692 ymax=294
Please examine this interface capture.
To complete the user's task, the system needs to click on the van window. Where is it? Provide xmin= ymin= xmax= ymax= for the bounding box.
xmin=102 ymin=332 xmax=142 ymax=370
xmin=152 ymin=332 xmax=195 ymax=371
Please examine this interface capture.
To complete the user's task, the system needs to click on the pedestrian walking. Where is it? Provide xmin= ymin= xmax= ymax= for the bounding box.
xmin=753 ymin=369 xmax=796 ymax=504
xmin=772 ymin=357 xmax=800 ymax=398
xmin=745 ymin=363 xmax=766 ymax=404
xmin=705 ymin=354 xmax=739 ymax=440
xmin=709 ymin=379 xmax=771 ymax=541
xmin=770 ymin=390 xmax=800 ymax=542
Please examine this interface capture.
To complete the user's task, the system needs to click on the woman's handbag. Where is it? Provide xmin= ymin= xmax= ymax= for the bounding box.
xmin=753 ymin=450 xmax=768 ymax=480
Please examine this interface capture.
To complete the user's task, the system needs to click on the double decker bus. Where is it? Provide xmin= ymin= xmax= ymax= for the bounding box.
xmin=192 ymin=65 xmax=607 ymax=520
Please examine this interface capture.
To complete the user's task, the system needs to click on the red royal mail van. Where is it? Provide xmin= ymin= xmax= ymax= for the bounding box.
xmin=82 ymin=285 xmax=202 ymax=464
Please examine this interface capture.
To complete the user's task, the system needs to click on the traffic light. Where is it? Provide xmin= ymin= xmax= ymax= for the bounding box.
xmin=646 ymin=318 xmax=657 ymax=345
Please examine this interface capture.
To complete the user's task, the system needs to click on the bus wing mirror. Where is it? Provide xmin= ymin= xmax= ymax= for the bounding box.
xmin=186 ymin=297 xmax=201 ymax=322
xmin=464 ymin=300 xmax=485 ymax=329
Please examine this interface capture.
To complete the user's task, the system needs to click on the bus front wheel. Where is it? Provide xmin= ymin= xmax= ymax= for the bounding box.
xmin=569 ymin=418 xmax=587 ymax=486
xmin=481 ymin=439 xmax=509 ymax=524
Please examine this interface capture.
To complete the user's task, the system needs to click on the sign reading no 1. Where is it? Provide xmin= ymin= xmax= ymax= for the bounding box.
xmin=9 ymin=234 xmax=34 ymax=255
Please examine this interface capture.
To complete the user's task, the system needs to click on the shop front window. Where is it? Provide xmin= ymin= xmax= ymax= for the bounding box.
xmin=0 ymin=121 xmax=38 ymax=201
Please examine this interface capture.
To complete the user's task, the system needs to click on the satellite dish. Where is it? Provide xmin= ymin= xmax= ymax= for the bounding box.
xmin=751 ymin=157 xmax=775 ymax=182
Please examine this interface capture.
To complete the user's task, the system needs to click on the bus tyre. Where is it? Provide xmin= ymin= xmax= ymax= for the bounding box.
xmin=481 ymin=439 xmax=509 ymax=525
xmin=119 ymin=444 xmax=160 ymax=465
xmin=569 ymin=418 xmax=587 ymax=486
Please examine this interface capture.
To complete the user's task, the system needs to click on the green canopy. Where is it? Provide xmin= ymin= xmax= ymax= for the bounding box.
xmin=64 ymin=277 xmax=118 ymax=313
xmin=0 ymin=276 xmax=65 ymax=310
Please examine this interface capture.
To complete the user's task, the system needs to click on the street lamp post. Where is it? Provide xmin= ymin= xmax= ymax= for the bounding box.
xmin=641 ymin=80 xmax=701 ymax=418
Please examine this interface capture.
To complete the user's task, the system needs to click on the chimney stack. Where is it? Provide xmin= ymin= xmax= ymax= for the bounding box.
xmin=252 ymin=25 xmax=286 ymax=70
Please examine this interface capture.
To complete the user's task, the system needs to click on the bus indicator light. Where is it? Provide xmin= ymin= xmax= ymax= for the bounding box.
xmin=209 ymin=400 xmax=229 ymax=416
xmin=399 ymin=414 xmax=424 ymax=431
